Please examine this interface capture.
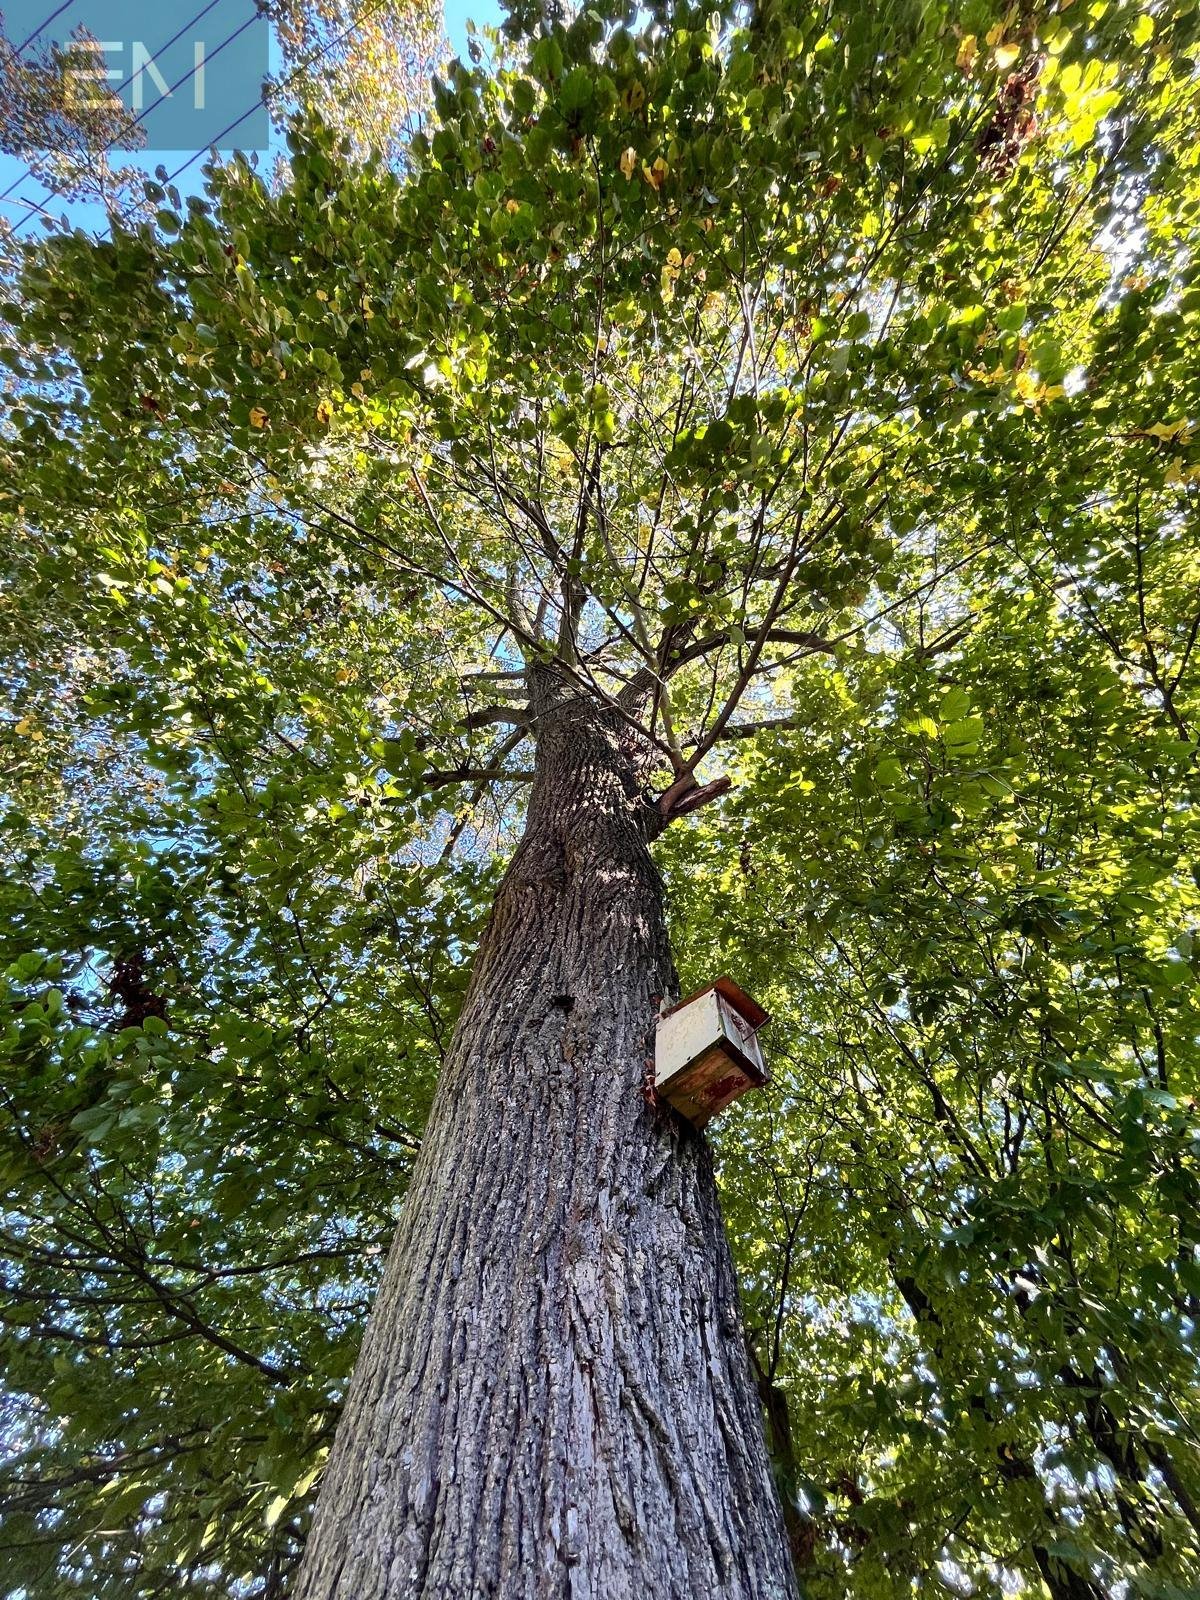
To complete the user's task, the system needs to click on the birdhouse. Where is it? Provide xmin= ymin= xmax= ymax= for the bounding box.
xmin=654 ymin=978 xmax=769 ymax=1128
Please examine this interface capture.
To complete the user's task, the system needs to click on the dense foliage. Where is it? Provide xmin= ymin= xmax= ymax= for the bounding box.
xmin=1 ymin=0 xmax=1199 ymax=1594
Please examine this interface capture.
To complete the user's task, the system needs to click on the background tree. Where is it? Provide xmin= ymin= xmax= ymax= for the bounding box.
xmin=265 ymin=0 xmax=446 ymax=164
xmin=1 ymin=0 xmax=1199 ymax=1596
xmin=0 ymin=17 xmax=149 ymax=232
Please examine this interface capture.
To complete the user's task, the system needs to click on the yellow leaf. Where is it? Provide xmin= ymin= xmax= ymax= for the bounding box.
xmin=292 ymin=1462 xmax=324 ymax=1498
xmin=505 ymin=198 xmax=520 ymax=213
xmin=993 ymin=42 xmax=1020 ymax=67
xmin=642 ymin=156 xmax=669 ymax=191
xmin=249 ymin=407 xmax=268 ymax=429
xmin=985 ymin=21 xmax=1006 ymax=46
xmin=1138 ymin=419 xmax=1192 ymax=444
xmin=666 ymin=247 xmax=682 ymax=268
xmin=316 ymin=399 xmax=333 ymax=426
xmin=956 ymin=33 xmax=978 ymax=70
xmin=619 ymin=146 xmax=637 ymax=181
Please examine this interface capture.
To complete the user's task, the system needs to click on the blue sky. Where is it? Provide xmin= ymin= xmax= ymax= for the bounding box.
xmin=0 ymin=0 xmax=502 ymax=239
xmin=445 ymin=0 xmax=498 ymax=54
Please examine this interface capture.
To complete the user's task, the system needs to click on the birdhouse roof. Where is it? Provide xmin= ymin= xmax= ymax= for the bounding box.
xmin=662 ymin=976 xmax=770 ymax=1029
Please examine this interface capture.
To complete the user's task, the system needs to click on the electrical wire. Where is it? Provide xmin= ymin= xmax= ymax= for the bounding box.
xmin=112 ymin=6 xmax=263 ymax=146
xmin=8 ymin=0 xmax=262 ymax=236
xmin=7 ymin=0 xmax=73 ymax=58
xmin=165 ymin=0 xmax=396 ymax=182
xmin=9 ymin=0 xmax=395 ymax=235
xmin=0 ymin=0 xmax=227 ymax=212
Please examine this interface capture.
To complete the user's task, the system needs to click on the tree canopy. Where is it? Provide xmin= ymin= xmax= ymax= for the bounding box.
xmin=2 ymin=0 xmax=1199 ymax=1594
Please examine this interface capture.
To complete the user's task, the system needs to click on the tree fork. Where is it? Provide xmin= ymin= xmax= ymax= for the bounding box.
xmin=295 ymin=665 xmax=795 ymax=1600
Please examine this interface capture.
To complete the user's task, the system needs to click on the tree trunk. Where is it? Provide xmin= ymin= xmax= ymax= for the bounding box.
xmin=294 ymin=667 xmax=795 ymax=1600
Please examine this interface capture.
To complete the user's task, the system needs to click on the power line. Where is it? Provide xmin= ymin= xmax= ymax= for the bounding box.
xmin=0 ymin=0 xmax=79 ymax=216
xmin=166 ymin=98 xmax=264 ymax=182
xmin=166 ymin=0 xmax=395 ymax=183
xmin=0 ymin=0 xmax=226 ymax=211
xmin=114 ymin=7 xmax=263 ymax=146
xmin=113 ymin=0 xmax=228 ymax=107
xmin=7 ymin=0 xmax=73 ymax=58
xmin=10 ymin=1 xmax=263 ymax=236
xmin=10 ymin=0 xmax=398 ymax=238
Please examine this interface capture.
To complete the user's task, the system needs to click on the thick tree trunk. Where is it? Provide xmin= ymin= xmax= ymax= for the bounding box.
xmin=295 ymin=668 xmax=794 ymax=1600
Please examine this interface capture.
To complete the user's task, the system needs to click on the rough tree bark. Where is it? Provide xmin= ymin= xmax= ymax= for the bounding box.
xmin=294 ymin=665 xmax=795 ymax=1600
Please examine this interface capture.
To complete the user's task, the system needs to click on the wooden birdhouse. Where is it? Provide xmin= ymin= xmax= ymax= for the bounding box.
xmin=654 ymin=978 xmax=769 ymax=1128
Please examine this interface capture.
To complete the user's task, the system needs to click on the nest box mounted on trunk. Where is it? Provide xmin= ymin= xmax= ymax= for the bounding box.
xmin=654 ymin=978 xmax=769 ymax=1128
